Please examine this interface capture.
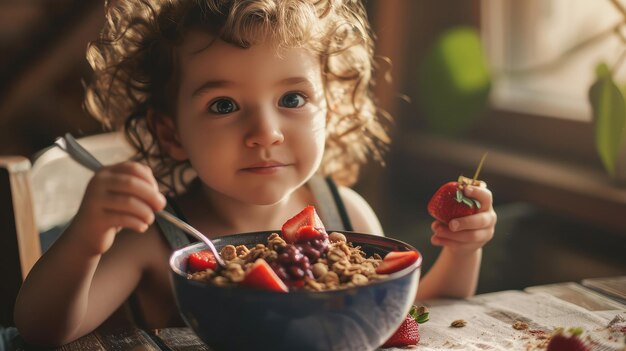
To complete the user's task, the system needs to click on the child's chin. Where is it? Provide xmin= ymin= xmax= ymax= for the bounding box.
xmin=247 ymin=193 xmax=290 ymax=206
xmin=244 ymin=187 xmax=295 ymax=206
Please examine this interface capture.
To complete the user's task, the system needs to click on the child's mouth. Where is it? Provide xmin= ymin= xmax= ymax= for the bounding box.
xmin=241 ymin=161 xmax=288 ymax=174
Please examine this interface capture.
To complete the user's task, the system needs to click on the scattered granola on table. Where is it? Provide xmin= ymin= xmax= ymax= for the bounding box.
xmin=513 ymin=321 xmax=530 ymax=330
xmin=450 ymin=319 xmax=467 ymax=328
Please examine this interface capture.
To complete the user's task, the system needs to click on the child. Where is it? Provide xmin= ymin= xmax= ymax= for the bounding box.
xmin=14 ymin=0 xmax=497 ymax=346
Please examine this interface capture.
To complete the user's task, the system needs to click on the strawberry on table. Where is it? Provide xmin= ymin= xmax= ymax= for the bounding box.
xmin=546 ymin=328 xmax=591 ymax=351
xmin=427 ymin=153 xmax=487 ymax=224
xmin=242 ymin=259 xmax=289 ymax=293
xmin=375 ymin=250 xmax=421 ymax=274
xmin=281 ymin=205 xmax=326 ymax=243
xmin=382 ymin=305 xmax=429 ymax=348
xmin=187 ymin=250 xmax=218 ymax=272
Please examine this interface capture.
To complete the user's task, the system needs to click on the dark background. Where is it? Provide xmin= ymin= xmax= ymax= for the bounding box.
xmin=0 ymin=0 xmax=624 ymax=294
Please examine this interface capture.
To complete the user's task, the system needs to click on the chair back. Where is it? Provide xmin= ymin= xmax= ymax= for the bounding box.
xmin=0 ymin=132 xmax=134 ymax=326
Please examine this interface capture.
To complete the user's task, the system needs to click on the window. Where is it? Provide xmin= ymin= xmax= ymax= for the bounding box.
xmin=482 ymin=0 xmax=626 ymax=122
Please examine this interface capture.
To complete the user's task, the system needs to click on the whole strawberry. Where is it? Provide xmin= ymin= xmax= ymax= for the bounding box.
xmin=546 ymin=328 xmax=591 ymax=351
xmin=382 ymin=305 xmax=429 ymax=348
xmin=427 ymin=175 xmax=482 ymax=224
xmin=428 ymin=154 xmax=488 ymax=224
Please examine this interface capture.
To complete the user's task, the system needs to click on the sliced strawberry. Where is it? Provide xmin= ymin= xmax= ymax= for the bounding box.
xmin=187 ymin=250 xmax=217 ymax=272
xmin=375 ymin=251 xmax=420 ymax=274
xmin=284 ymin=279 xmax=305 ymax=289
xmin=384 ymin=251 xmax=419 ymax=262
xmin=295 ymin=225 xmax=326 ymax=241
xmin=242 ymin=259 xmax=289 ymax=293
xmin=281 ymin=206 xmax=325 ymax=243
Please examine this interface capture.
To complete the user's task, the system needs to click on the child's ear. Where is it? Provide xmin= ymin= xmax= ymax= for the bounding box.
xmin=147 ymin=109 xmax=188 ymax=161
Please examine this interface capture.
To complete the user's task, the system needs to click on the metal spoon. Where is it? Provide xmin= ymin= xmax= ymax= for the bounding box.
xmin=54 ymin=133 xmax=226 ymax=268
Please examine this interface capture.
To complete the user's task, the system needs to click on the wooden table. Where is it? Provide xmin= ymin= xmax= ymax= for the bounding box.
xmin=10 ymin=277 xmax=626 ymax=351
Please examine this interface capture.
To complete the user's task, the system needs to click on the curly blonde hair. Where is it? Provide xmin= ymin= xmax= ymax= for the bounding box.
xmin=85 ymin=0 xmax=391 ymax=193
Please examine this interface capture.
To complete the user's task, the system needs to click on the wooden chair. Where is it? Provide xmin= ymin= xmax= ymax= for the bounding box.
xmin=0 ymin=132 xmax=134 ymax=326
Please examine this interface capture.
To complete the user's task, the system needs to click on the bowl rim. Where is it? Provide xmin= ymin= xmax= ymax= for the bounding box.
xmin=169 ymin=230 xmax=422 ymax=294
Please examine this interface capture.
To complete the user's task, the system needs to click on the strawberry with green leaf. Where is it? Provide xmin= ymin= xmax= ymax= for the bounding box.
xmin=381 ymin=305 xmax=429 ymax=348
xmin=546 ymin=327 xmax=591 ymax=351
xmin=427 ymin=153 xmax=487 ymax=224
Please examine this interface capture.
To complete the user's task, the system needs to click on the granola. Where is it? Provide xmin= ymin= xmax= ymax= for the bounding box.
xmin=187 ymin=232 xmax=388 ymax=292
xmin=451 ymin=319 xmax=467 ymax=328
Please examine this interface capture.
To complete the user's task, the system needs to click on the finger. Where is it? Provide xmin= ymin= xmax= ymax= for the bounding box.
xmin=433 ymin=227 xmax=494 ymax=244
xmin=109 ymin=162 xmax=160 ymax=191
xmin=101 ymin=192 xmax=156 ymax=225
xmin=431 ymin=234 xmax=468 ymax=248
xmin=431 ymin=235 xmax=480 ymax=250
xmin=103 ymin=210 xmax=150 ymax=233
xmin=463 ymin=186 xmax=493 ymax=211
xmin=101 ymin=173 xmax=166 ymax=211
xmin=448 ymin=211 xmax=497 ymax=232
xmin=431 ymin=220 xmax=446 ymax=231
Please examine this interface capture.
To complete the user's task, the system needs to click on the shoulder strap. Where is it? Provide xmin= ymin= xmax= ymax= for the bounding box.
xmin=324 ymin=176 xmax=353 ymax=231
xmin=154 ymin=199 xmax=192 ymax=249
xmin=307 ymin=175 xmax=353 ymax=231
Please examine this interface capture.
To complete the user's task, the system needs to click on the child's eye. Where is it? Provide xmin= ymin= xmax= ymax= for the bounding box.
xmin=208 ymin=98 xmax=239 ymax=114
xmin=279 ymin=92 xmax=307 ymax=108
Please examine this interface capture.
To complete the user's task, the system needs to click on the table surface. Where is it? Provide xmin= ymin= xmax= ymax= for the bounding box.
xmin=10 ymin=276 xmax=626 ymax=351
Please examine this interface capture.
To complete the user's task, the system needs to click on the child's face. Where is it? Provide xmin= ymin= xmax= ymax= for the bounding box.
xmin=168 ymin=31 xmax=327 ymax=205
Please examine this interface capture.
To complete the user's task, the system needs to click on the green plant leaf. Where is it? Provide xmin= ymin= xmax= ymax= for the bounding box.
xmin=417 ymin=26 xmax=491 ymax=135
xmin=589 ymin=63 xmax=626 ymax=177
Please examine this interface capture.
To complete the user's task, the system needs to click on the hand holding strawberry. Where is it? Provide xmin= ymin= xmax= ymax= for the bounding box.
xmin=426 ymin=154 xmax=496 ymax=253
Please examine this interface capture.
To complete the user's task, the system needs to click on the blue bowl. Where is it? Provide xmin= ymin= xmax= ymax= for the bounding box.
xmin=169 ymin=231 xmax=421 ymax=351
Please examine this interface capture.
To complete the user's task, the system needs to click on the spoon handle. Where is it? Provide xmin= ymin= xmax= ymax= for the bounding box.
xmin=55 ymin=133 xmax=226 ymax=267
xmin=55 ymin=134 xmax=103 ymax=171
xmin=155 ymin=210 xmax=225 ymax=266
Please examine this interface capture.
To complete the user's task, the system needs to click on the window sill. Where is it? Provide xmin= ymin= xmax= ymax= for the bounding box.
xmin=395 ymin=131 xmax=626 ymax=234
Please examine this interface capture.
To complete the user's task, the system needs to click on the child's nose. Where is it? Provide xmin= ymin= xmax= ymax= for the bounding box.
xmin=244 ymin=109 xmax=285 ymax=147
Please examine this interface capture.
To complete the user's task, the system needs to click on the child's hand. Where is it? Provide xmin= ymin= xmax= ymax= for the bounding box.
xmin=430 ymin=184 xmax=496 ymax=254
xmin=70 ymin=161 xmax=166 ymax=254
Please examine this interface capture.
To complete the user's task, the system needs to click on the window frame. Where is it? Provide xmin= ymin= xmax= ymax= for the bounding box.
xmin=371 ymin=0 xmax=626 ymax=233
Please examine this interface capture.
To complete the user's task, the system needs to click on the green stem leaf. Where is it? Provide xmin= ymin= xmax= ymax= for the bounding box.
xmin=456 ymin=189 xmax=480 ymax=209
